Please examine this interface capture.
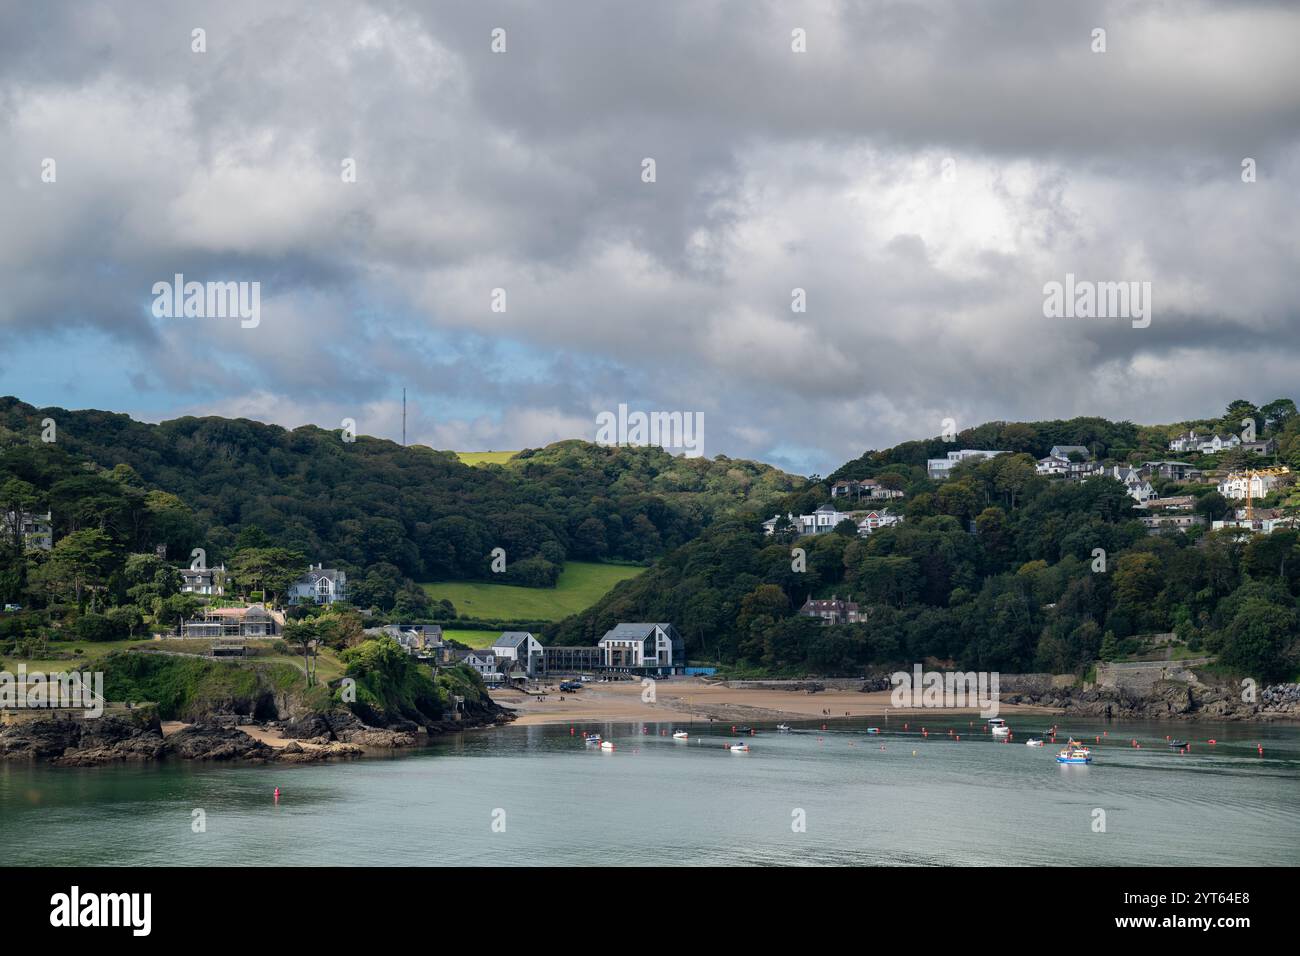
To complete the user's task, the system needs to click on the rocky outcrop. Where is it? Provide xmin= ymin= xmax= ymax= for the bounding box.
xmin=0 ymin=714 xmax=166 ymax=765
xmin=164 ymin=724 xmax=277 ymax=761
xmin=1002 ymin=680 xmax=1300 ymax=721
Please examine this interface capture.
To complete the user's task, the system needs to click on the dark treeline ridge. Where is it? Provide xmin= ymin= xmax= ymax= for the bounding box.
xmin=0 ymin=397 xmax=800 ymax=609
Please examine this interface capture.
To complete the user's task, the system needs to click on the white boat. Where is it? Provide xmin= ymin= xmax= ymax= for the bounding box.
xmin=1026 ymin=738 xmax=1045 ymax=747
xmin=989 ymin=718 xmax=1011 ymax=738
xmin=776 ymin=724 xmax=791 ymax=733
xmin=599 ymin=740 xmax=616 ymax=751
xmin=729 ymin=743 xmax=750 ymax=753
xmin=583 ymin=733 xmax=601 ymax=744
xmin=672 ymin=731 xmax=689 ymax=739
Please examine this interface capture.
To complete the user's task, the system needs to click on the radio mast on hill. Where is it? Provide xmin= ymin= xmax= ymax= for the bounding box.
xmin=402 ymin=388 xmax=407 ymax=446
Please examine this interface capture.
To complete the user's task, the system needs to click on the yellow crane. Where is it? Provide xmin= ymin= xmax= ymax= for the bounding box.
xmin=1228 ymin=466 xmax=1291 ymax=521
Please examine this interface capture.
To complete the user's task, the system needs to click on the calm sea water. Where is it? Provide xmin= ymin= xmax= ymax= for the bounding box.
xmin=2 ymin=718 xmax=1297 ymax=866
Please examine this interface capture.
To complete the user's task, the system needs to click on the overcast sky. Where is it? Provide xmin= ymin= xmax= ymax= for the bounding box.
xmin=2 ymin=0 xmax=1298 ymax=475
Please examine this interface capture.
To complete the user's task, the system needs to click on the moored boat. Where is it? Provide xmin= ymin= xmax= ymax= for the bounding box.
xmin=1056 ymin=739 xmax=1092 ymax=764
xmin=583 ymin=733 xmax=601 ymax=744
xmin=672 ymin=731 xmax=689 ymax=739
xmin=776 ymin=724 xmax=791 ymax=733
xmin=729 ymin=742 xmax=750 ymax=753
xmin=989 ymin=718 xmax=1011 ymax=738
xmin=1026 ymin=738 xmax=1044 ymax=747
xmin=599 ymin=740 xmax=616 ymax=751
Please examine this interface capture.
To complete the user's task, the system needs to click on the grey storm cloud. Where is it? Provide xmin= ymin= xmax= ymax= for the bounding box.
xmin=1 ymin=0 xmax=1298 ymax=473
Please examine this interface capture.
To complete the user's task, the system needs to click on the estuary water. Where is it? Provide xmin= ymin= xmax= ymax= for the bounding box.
xmin=2 ymin=717 xmax=1297 ymax=866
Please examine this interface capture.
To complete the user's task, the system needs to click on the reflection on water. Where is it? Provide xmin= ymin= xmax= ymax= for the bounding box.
xmin=2 ymin=717 xmax=1297 ymax=866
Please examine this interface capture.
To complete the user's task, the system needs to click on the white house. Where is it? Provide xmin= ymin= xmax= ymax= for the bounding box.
xmin=799 ymin=504 xmax=855 ymax=534
xmin=857 ymin=511 xmax=902 ymax=534
xmin=926 ymin=449 xmax=1008 ymax=480
xmin=491 ymin=631 xmax=544 ymax=676
xmin=1218 ymin=472 xmax=1281 ymax=501
xmin=1168 ymin=431 xmax=1210 ymax=453
xmin=1093 ymin=466 xmax=1156 ymax=503
xmin=1198 ymin=434 xmax=1242 ymax=455
xmin=460 ymin=649 xmax=504 ymax=684
xmin=1036 ymin=455 xmax=1070 ymax=476
xmin=287 ymin=565 xmax=348 ymax=605
xmin=597 ymin=623 xmax=684 ymax=674
xmin=1213 ymin=508 xmax=1299 ymax=534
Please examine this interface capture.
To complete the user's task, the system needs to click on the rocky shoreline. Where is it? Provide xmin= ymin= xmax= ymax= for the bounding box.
xmin=0 ymin=703 xmax=517 ymax=767
xmin=1000 ymin=680 xmax=1300 ymax=722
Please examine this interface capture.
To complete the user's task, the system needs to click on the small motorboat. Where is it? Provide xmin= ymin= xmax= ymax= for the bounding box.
xmin=866 ymin=727 xmax=880 ymax=734
xmin=672 ymin=731 xmax=689 ymax=739
xmin=599 ymin=740 xmax=616 ymax=751
xmin=1169 ymin=740 xmax=1188 ymax=749
xmin=989 ymin=718 xmax=1011 ymax=739
xmin=776 ymin=724 xmax=791 ymax=733
xmin=1026 ymin=738 xmax=1045 ymax=747
xmin=729 ymin=743 xmax=750 ymax=753
xmin=1056 ymin=740 xmax=1092 ymax=764
xmin=583 ymin=733 xmax=601 ymax=745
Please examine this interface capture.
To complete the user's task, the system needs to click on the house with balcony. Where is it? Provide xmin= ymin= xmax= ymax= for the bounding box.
xmin=492 ymin=632 xmax=544 ymax=677
xmin=926 ymin=449 xmax=1008 ymax=480
xmin=180 ymin=564 xmax=226 ymax=596
xmin=597 ymin=623 xmax=684 ymax=674
xmin=288 ymin=565 xmax=348 ymax=605
xmin=857 ymin=510 xmax=902 ymax=534
xmin=180 ymin=604 xmax=284 ymax=639
xmin=1218 ymin=472 xmax=1284 ymax=500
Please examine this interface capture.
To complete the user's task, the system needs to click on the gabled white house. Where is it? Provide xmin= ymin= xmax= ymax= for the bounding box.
xmin=597 ymin=623 xmax=684 ymax=674
xmin=492 ymin=631 xmax=543 ymax=676
xmin=287 ymin=565 xmax=348 ymax=605
xmin=1218 ymin=472 xmax=1282 ymax=500
xmin=857 ymin=511 xmax=902 ymax=534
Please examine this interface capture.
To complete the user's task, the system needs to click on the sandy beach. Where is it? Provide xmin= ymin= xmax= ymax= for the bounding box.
xmin=490 ymin=677 xmax=1057 ymax=727
xmin=160 ymin=719 xmax=323 ymax=749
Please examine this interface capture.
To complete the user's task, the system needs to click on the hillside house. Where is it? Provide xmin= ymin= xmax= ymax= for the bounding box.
xmin=857 ymin=511 xmax=902 ymax=534
xmin=1 ymin=510 xmax=52 ymax=551
xmin=180 ymin=564 xmax=226 ymax=596
xmin=1142 ymin=461 xmax=1200 ymax=481
xmin=181 ymin=604 xmax=283 ymax=639
xmin=1213 ymin=509 xmax=1299 ymax=534
xmin=926 ymin=449 xmax=1009 ymax=480
xmin=288 ymin=565 xmax=348 ymax=605
xmin=1218 ymin=472 xmax=1285 ymax=500
xmin=799 ymin=595 xmax=865 ymax=626
xmin=1049 ymin=445 xmax=1091 ymax=461
xmin=1168 ymin=431 xmax=1211 ymax=453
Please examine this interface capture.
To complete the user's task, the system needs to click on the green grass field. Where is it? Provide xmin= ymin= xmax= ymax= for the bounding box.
xmin=5 ymin=638 xmax=347 ymax=683
xmin=455 ymin=451 xmax=518 ymax=466
xmin=421 ymin=561 xmax=644 ymax=622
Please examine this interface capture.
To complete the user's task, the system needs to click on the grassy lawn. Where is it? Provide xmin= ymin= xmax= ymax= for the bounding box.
xmin=455 ymin=451 xmax=518 ymax=466
xmin=420 ymin=560 xmax=644 ymax=622
xmin=4 ymin=638 xmax=346 ymax=684
xmin=440 ymin=628 xmax=500 ymax=647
